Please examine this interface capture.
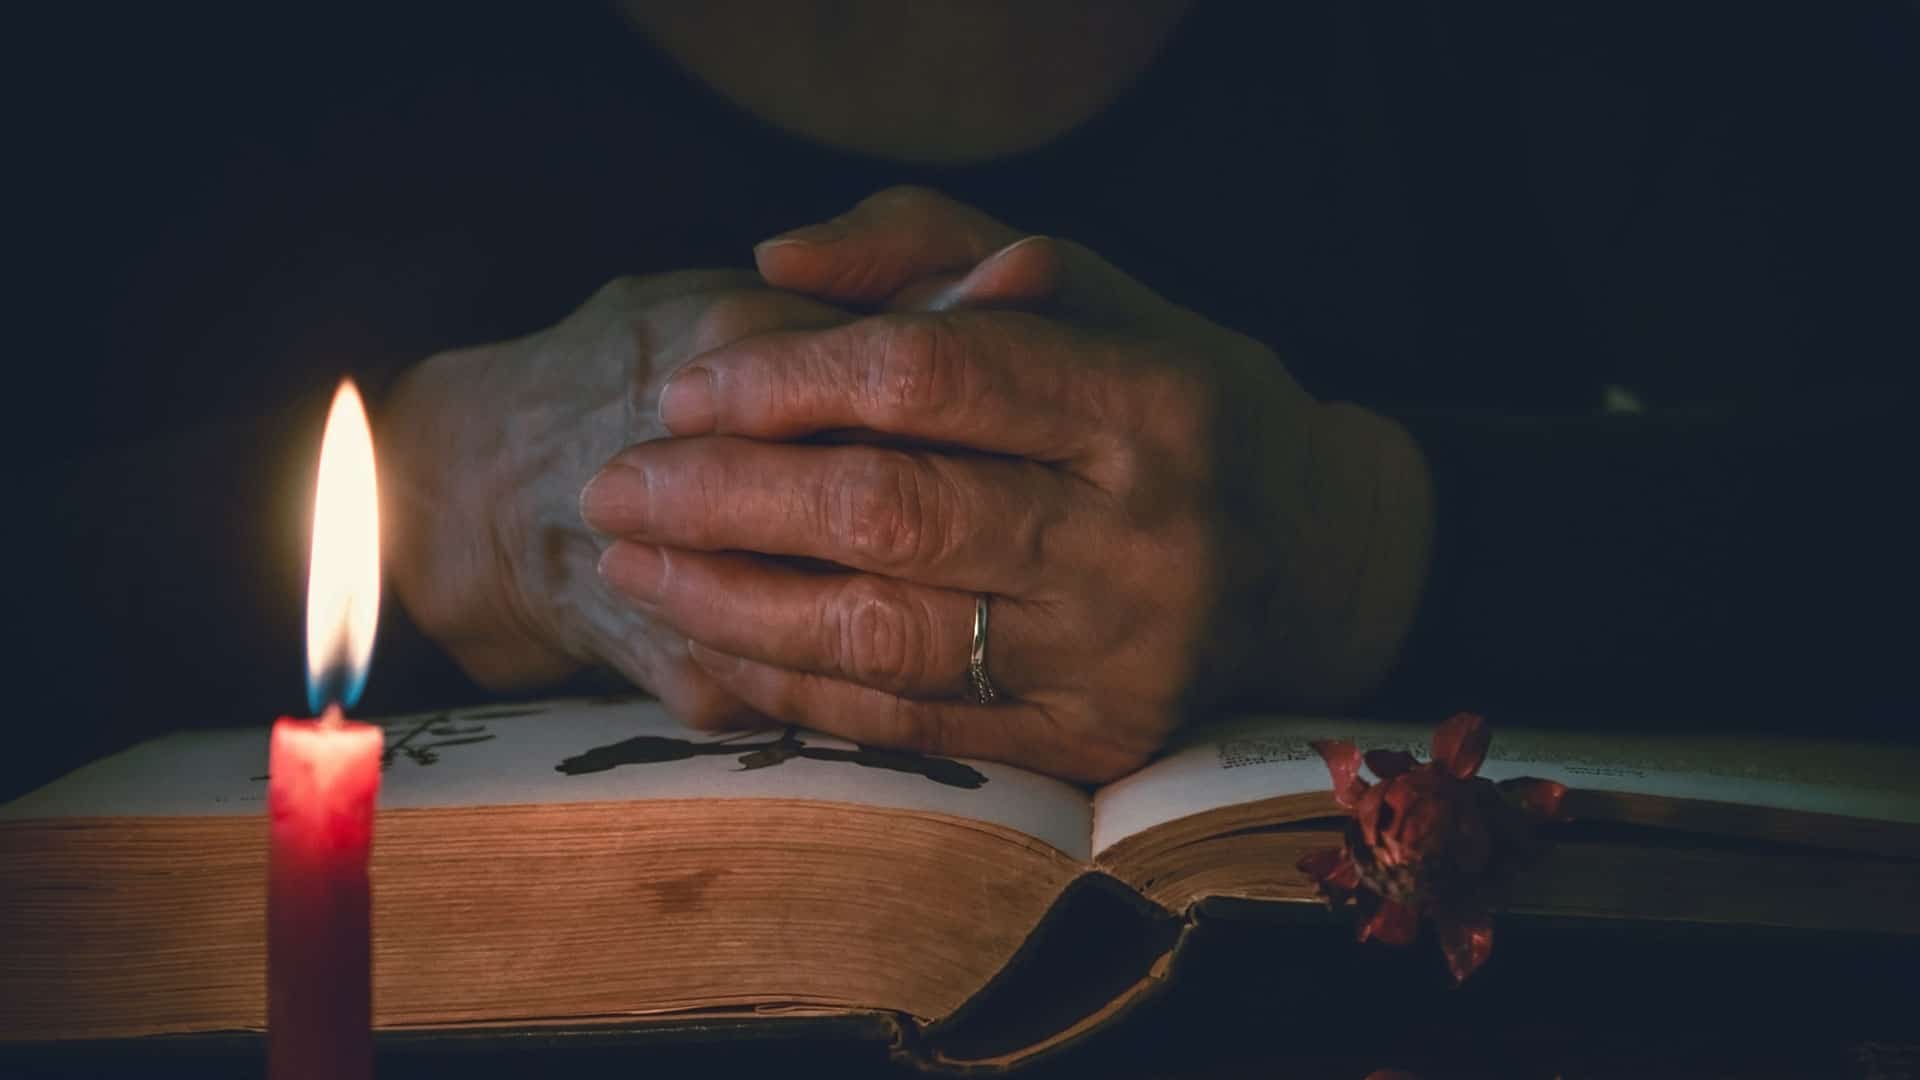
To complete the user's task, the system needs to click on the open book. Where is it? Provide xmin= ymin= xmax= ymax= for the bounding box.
xmin=3 ymin=698 xmax=1916 ymax=1070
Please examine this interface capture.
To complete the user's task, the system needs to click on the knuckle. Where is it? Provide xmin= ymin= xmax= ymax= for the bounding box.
xmin=870 ymin=317 xmax=968 ymax=422
xmin=833 ymin=451 xmax=948 ymax=571
xmin=586 ymin=275 xmax=646 ymax=310
xmin=1093 ymin=363 xmax=1216 ymax=502
xmin=1016 ymin=474 xmax=1069 ymax=571
xmin=831 ymin=578 xmax=931 ymax=688
xmin=1086 ymin=435 xmax=1147 ymax=498
xmin=1135 ymin=363 xmax=1217 ymax=447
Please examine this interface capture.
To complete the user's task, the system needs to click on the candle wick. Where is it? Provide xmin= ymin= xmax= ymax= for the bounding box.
xmin=319 ymin=702 xmax=348 ymax=728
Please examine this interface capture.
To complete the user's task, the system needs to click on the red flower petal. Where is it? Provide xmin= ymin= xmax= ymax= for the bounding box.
xmin=1430 ymin=713 xmax=1491 ymax=780
xmin=1324 ymin=853 xmax=1361 ymax=891
xmin=1296 ymin=846 xmax=1345 ymax=884
xmin=1297 ymin=847 xmax=1361 ymax=902
xmin=1312 ymin=739 xmax=1369 ymax=808
xmin=1435 ymin=910 xmax=1495 ymax=984
xmin=1499 ymin=777 xmax=1571 ymax=821
xmin=1364 ymin=748 xmax=1419 ymax=778
xmin=1358 ymin=898 xmax=1420 ymax=945
xmin=1351 ymin=783 xmax=1387 ymax=848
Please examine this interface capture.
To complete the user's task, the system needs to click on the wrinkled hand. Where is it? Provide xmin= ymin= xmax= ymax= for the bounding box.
xmin=380 ymin=271 xmax=848 ymax=724
xmin=581 ymin=189 xmax=1434 ymax=782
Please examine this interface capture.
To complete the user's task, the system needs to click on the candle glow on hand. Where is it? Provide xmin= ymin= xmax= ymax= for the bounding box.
xmin=305 ymin=380 xmax=381 ymax=714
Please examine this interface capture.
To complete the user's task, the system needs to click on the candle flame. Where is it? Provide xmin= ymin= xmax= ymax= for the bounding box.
xmin=306 ymin=380 xmax=380 ymax=714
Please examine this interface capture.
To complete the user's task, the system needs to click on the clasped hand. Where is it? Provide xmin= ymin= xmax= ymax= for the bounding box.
xmin=389 ymin=188 xmax=1432 ymax=783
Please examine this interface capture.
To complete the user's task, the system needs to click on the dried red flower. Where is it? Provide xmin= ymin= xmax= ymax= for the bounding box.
xmin=1296 ymin=713 xmax=1569 ymax=983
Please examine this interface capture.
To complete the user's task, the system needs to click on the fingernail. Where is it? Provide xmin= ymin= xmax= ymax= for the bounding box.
xmin=658 ymin=366 xmax=716 ymax=435
xmin=580 ymin=463 xmax=647 ymax=529
xmin=686 ymin=640 xmax=742 ymax=676
xmin=978 ymin=235 xmax=1047 ymax=273
xmin=924 ymin=236 xmax=1050 ymax=312
xmin=919 ymin=274 xmax=972 ymax=314
xmin=599 ymin=543 xmax=666 ymax=604
xmin=754 ymin=219 xmax=848 ymax=252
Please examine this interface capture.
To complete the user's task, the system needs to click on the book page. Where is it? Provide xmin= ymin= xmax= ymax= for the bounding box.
xmin=1 ymin=697 xmax=1093 ymax=860
xmin=1092 ymin=714 xmax=1920 ymax=857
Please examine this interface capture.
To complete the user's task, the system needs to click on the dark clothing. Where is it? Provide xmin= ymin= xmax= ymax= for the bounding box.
xmin=19 ymin=3 xmax=1918 ymax=798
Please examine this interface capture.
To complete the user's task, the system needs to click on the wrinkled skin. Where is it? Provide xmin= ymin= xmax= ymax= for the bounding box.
xmin=380 ymin=271 xmax=848 ymax=725
xmin=582 ymin=188 xmax=1435 ymax=782
xmin=380 ymin=250 xmax=1026 ymax=730
xmin=384 ymin=186 xmax=1434 ymax=784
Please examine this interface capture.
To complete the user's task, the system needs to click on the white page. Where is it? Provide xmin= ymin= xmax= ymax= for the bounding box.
xmin=2 ymin=697 xmax=1092 ymax=861
xmin=1092 ymin=715 xmax=1920 ymax=857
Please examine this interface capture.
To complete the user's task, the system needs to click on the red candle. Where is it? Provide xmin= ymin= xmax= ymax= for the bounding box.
xmin=269 ymin=706 xmax=381 ymax=1080
xmin=270 ymin=379 xmax=384 ymax=1080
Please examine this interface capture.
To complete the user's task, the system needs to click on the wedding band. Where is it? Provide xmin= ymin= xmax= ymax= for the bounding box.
xmin=967 ymin=594 xmax=999 ymax=705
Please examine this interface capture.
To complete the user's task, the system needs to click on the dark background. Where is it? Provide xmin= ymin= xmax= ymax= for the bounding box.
xmin=6 ymin=4 xmax=1920 ymax=1075
xmin=13 ymin=3 xmax=1920 ymax=787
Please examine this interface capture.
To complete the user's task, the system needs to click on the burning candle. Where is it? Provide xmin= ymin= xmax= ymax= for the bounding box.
xmin=269 ymin=380 xmax=384 ymax=1080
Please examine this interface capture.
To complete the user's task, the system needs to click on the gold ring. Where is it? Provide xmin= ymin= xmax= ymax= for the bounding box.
xmin=967 ymin=594 xmax=998 ymax=705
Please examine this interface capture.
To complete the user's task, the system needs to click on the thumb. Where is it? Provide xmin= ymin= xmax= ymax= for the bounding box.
xmin=755 ymin=186 xmax=1023 ymax=306
xmin=886 ymin=234 xmax=1067 ymax=313
xmin=900 ymin=235 xmax=1176 ymax=331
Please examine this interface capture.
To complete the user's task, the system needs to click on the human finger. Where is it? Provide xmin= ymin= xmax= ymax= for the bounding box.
xmin=884 ymin=234 xmax=1067 ymax=314
xmin=639 ymin=285 xmax=852 ymax=359
xmin=578 ymin=609 xmax=766 ymax=731
xmin=599 ymin=543 xmax=1046 ymax=700
xmin=754 ymin=186 xmax=1023 ymax=306
xmin=757 ymin=184 xmax=1169 ymax=329
xmin=582 ymin=436 xmax=1090 ymax=595
xmin=656 ymin=308 xmax=1123 ymax=463
xmin=683 ymin=644 xmax=1111 ymax=782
